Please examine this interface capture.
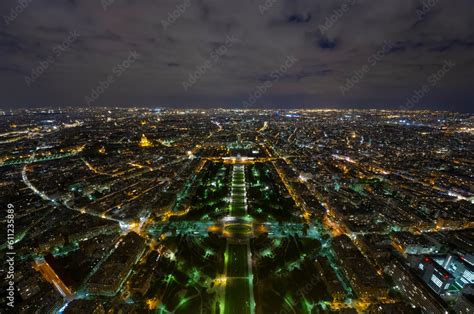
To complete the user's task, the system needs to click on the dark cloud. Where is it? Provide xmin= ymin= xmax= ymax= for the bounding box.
xmin=318 ymin=37 xmax=338 ymax=50
xmin=287 ymin=13 xmax=312 ymax=24
xmin=91 ymin=30 xmax=122 ymax=42
xmin=0 ymin=0 xmax=472 ymax=112
xmin=0 ymin=65 xmax=23 ymax=74
xmin=430 ymin=38 xmax=474 ymax=52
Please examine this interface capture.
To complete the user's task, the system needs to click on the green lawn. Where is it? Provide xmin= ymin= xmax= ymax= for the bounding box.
xmin=224 ymin=278 xmax=251 ymax=314
xmin=226 ymin=244 xmax=248 ymax=277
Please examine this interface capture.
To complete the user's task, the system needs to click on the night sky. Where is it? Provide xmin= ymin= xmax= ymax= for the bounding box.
xmin=0 ymin=0 xmax=473 ymax=111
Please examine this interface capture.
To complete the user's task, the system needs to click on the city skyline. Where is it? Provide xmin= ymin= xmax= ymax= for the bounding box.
xmin=1 ymin=108 xmax=473 ymax=313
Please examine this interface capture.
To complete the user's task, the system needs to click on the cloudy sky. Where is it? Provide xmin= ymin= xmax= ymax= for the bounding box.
xmin=0 ymin=0 xmax=473 ymax=111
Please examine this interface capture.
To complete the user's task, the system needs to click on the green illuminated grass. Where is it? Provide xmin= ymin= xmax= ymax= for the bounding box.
xmin=227 ymin=244 xmax=248 ymax=277
xmin=224 ymin=278 xmax=251 ymax=314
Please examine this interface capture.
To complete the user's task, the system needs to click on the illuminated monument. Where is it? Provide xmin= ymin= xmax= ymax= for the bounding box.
xmin=139 ymin=134 xmax=152 ymax=147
